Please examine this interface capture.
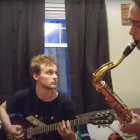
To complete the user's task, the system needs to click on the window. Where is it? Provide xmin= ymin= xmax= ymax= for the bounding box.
xmin=44 ymin=19 xmax=67 ymax=47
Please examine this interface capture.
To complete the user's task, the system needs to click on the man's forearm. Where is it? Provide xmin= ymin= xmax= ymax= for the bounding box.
xmin=0 ymin=106 xmax=12 ymax=131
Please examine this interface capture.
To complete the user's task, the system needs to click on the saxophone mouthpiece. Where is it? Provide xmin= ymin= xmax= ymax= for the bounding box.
xmin=123 ymin=40 xmax=138 ymax=57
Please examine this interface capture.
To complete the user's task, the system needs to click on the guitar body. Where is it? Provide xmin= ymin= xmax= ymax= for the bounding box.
xmin=1 ymin=115 xmax=37 ymax=140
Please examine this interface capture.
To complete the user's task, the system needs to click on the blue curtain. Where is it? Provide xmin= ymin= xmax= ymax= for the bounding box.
xmin=44 ymin=48 xmax=71 ymax=98
xmin=44 ymin=19 xmax=70 ymax=98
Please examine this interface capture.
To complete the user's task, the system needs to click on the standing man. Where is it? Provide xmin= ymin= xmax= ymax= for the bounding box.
xmin=116 ymin=0 xmax=140 ymax=135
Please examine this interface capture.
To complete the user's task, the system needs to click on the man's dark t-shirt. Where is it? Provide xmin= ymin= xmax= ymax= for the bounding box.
xmin=6 ymin=88 xmax=76 ymax=140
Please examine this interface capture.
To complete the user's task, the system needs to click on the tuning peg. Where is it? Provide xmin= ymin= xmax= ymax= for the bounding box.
xmin=102 ymin=112 xmax=105 ymax=115
xmin=95 ymin=120 xmax=98 ymax=124
xmin=97 ymin=125 xmax=100 ymax=128
xmin=106 ymin=111 xmax=110 ymax=114
xmin=100 ymin=120 xmax=104 ymax=123
xmin=105 ymin=111 xmax=110 ymax=116
xmin=105 ymin=120 xmax=109 ymax=123
xmin=96 ymin=112 xmax=101 ymax=116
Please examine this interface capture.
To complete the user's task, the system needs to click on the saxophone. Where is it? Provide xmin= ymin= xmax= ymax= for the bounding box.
xmin=92 ymin=40 xmax=139 ymax=138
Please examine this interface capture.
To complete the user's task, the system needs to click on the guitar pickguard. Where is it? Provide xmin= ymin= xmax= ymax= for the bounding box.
xmin=26 ymin=116 xmax=46 ymax=127
xmin=26 ymin=115 xmax=47 ymax=140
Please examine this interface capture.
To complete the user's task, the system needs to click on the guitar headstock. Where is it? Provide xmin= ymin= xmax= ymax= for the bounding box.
xmin=88 ymin=111 xmax=114 ymax=125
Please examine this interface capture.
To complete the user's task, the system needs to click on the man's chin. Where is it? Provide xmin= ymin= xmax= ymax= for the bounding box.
xmin=50 ymin=85 xmax=57 ymax=89
xmin=43 ymin=85 xmax=57 ymax=90
xmin=136 ymin=43 xmax=140 ymax=50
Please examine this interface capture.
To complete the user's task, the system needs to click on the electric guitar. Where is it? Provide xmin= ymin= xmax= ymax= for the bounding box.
xmin=1 ymin=111 xmax=114 ymax=140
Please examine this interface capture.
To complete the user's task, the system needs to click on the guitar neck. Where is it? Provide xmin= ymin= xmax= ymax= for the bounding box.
xmin=32 ymin=117 xmax=89 ymax=135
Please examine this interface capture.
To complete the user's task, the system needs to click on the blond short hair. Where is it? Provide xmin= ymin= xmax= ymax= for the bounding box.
xmin=30 ymin=54 xmax=57 ymax=77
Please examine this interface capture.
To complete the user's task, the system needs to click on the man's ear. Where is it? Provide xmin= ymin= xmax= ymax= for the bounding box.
xmin=33 ymin=73 xmax=39 ymax=81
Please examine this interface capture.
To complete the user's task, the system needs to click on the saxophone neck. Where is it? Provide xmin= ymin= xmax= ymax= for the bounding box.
xmin=92 ymin=39 xmax=138 ymax=90
xmin=93 ymin=55 xmax=125 ymax=89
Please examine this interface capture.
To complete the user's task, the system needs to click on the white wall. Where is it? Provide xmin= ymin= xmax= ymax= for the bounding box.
xmin=106 ymin=0 xmax=140 ymax=108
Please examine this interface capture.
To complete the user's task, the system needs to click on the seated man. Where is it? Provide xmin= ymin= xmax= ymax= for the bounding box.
xmin=0 ymin=54 xmax=77 ymax=140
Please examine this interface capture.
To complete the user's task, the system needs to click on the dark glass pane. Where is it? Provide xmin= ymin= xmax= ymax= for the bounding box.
xmin=44 ymin=48 xmax=71 ymax=98
xmin=45 ymin=19 xmax=66 ymax=28
xmin=61 ymin=29 xmax=67 ymax=43
xmin=45 ymin=19 xmax=60 ymax=24
xmin=59 ymin=20 xmax=66 ymax=28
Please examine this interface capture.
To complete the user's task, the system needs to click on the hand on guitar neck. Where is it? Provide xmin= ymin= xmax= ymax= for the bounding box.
xmin=57 ymin=120 xmax=77 ymax=140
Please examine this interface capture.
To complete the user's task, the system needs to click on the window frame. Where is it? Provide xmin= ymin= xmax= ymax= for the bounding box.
xmin=45 ymin=1 xmax=67 ymax=48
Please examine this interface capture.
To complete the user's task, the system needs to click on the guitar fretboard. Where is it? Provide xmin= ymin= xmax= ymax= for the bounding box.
xmin=31 ymin=117 xmax=89 ymax=135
